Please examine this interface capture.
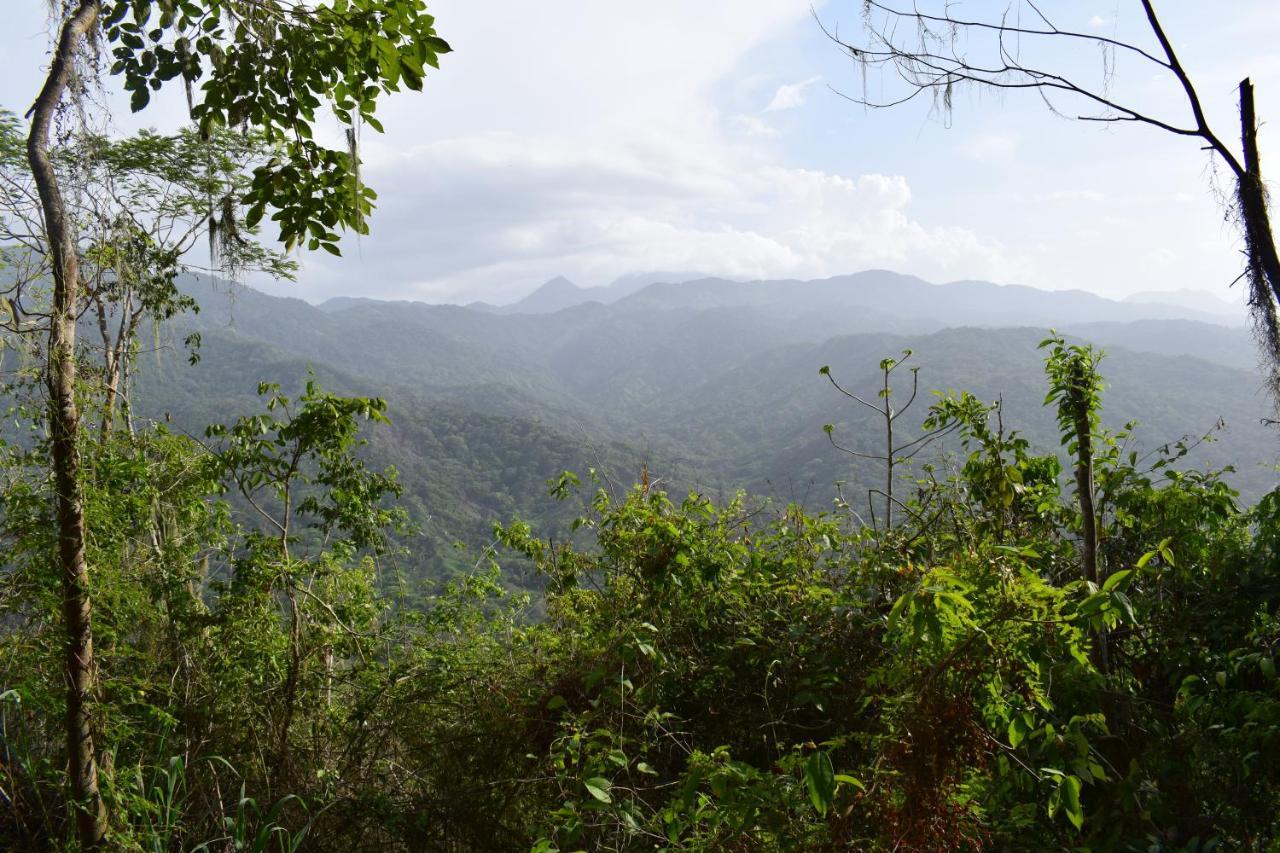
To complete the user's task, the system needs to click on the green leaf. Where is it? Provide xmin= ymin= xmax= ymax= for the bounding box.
xmin=1101 ymin=569 xmax=1132 ymax=593
xmin=1111 ymin=591 xmax=1136 ymax=625
xmin=130 ymin=85 xmax=150 ymax=112
xmin=834 ymin=773 xmax=865 ymax=791
xmin=583 ymin=777 xmax=612 ymax=804
xmin=886 ymin=590 xmax=911 ymax=631
xmin=1008 ymin=714 xmax=1029 ymax=748
xmin=804 ymin=751 xmax=836 ymax=816
xmin=1059 ymin=775 xmax=1083 ymax=830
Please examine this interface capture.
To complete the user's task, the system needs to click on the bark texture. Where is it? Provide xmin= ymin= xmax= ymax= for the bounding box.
xmin=1237 ymin=78 xmax=1280 ymax=391
xmin=25 ymin=1 xmax=106 ymax=848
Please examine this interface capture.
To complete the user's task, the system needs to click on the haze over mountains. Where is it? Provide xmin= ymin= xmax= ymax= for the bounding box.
xmin=141 ymin=269 xmax=1274 ymax=586
xmin=1123 ymin=288 xmax=1244 ymax=318
xmin=326 ymin=270 xmax=1248 ymax=327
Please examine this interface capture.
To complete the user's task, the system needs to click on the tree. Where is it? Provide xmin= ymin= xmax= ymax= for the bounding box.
xmin=1042 ymin=333 xmax=1111 ymax=675
xmin=3 ymin=117 xmax=291 ymax=845
xmin=820 ymin=350 xmax=956 ymax=530
xmin=24 ymin=1 xmax=449 ymax=846
xmin=826 ymin=0 xmax=1280 ymax=396
xmin=1 ymin=120 xmax=295 ymax=434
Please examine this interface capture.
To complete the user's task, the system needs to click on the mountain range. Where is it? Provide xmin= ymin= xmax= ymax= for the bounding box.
xmin=128 ymin=269 xmax=1276 ymax=588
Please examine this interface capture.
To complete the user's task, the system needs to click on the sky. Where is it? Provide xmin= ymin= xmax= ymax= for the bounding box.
xmin=2 ymin=1 xmax=1279 ymax=305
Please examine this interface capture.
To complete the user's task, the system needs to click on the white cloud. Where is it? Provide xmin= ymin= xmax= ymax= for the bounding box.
xmin=1036 ymin=189 xmax=1105 ymax=202
xmin=6 ymin=0 xmax=1280 ymax=305
xmin=765 ymin=75 xmax=823 ymax=112
xmin=265 ymin=1 xmax=1022 ymax=304
xmin=1088 ymin=15 xmax=1110 ymax=28
xmin=297 ymin=131 xmax=1017 ymax=304
xmin=961 ymin=132 xmax=1020 ymax=162
xmin=730 ymin=114 xmax=780 ymax=138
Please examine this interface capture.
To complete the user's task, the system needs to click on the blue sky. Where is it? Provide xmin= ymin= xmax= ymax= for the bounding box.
xmin=3 ymin=1 xmax=1278 ymax=305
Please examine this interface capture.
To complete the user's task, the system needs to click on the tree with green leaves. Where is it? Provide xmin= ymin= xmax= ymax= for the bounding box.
xmin=1 ymin=119 xmax=296 ymax=431
xmin=23 ymin=1 xmax=449 ymax=845
xmin=0 ymin=376 xmax=413 ymax=848
xmin=1042 ymin=333 xmax=1112 ymax=680
xmin=492 ymin=344 xmax=1279 ymax=850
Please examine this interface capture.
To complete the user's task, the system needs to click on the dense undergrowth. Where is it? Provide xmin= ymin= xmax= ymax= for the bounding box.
xmin=2 ymin=341 xmax=1279 ymax=851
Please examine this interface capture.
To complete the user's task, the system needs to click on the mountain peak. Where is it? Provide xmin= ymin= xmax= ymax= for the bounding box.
xmin=536 ymin=275 xmax=579 ymax=294
xmin=496 ymin=276 xmax=585 ymax=314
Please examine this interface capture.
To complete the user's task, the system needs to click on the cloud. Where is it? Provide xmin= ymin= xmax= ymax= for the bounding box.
xmin=730 ymin=114 xmax=780 ymax=138
xmin=6 ymin=0 xmax=1280 ymax=305
xmin=291 ymin=130 xmax=1018 ymax=304
xmin=765 ymin=75 xmax=823 ymax=112
xmin=1036 ymin=189 xmax=1105 ymax=202
xmin=234 ymin=0 xmax=1022 ymax=304
xmin=1088 ymin=15 xmax=1110 ymax=28
xmin=961 ymin=132 xmax=1020 ymax=162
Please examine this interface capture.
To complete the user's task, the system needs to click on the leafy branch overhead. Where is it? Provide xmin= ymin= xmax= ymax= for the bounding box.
xmin=102 ymin=0 xmax=451 ymax=254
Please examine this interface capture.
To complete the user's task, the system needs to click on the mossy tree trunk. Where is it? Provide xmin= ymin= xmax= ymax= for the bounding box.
xmin=26 ymin=1 xmax=107 ymax=847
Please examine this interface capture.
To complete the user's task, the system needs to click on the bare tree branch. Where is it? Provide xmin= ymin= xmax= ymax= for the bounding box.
xmin=825 ymin=0 xmax=1280 ymax=403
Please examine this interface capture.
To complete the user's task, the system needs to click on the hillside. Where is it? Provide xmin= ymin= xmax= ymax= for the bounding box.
xmin=10 ymin=3 xmax=1280 ymax=850
xmin=128 ymin=272 xmax=1279 ymax=591
xmin=133 ymin=326 xmax=650 ymax=589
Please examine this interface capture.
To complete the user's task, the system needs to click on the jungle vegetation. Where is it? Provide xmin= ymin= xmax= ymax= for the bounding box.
xmin=1 ymin=1 xmax=1278 ymax=851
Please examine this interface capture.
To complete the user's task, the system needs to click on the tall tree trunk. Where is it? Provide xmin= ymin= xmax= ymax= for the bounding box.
xmin=1236 ymin=78 xmax=1280 ymax=390
xmin=1071 ymin=425 xmax=1099 ymax=590
xmin=1067 ymin=374 xmax=1110 ymax=679
xmin=26 ymin=2 xmax=106 ymax=848
xmin=883 ymin=367 xmax=894 ymax=530
xmin=1239 ymin=79 xmax=1280 ymax=304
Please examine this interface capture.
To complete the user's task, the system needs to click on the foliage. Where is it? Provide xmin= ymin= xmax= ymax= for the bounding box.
xmin=116 ymin=282 xmax=1280 ymax=600
xmin=6 ymin=5 xmax=1278 ymax=844
xmin=160 ymin=280 xmax=1280 ymax=515
xmin=101 ymin=0 xmax=451 ymax=254
xmin=0 ymin=112 xmax=295 ymax=427
xmin=0 ymin=379 xmax=414 ymax=848
xmin=10 ymin=0 xmax=452 ymax=844
xmin=3 ymin=186 xmax=1280 ymax=850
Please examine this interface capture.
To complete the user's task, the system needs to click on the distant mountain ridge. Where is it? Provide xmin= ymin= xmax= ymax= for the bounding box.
xmin=456 ymin=271 xmax=711 ymax=315
xmin=321 ymin=269 xmax=1246 ymax=327
xmin=1124 ymin=288 xmax=1242 ymax=317
xmin=609 ymin=271 xmax=1243 ymax=328
xmin=156 ymin=269 xmax=1275 ymax=588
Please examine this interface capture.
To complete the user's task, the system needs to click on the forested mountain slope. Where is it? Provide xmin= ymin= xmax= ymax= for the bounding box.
xmin=658 ymin=327 xmax=1274 ymax=502
xmin=136 ymin=273 xmax=1278 ymax=589
xmin=132 ymin=326 xmax=651 ymax=588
